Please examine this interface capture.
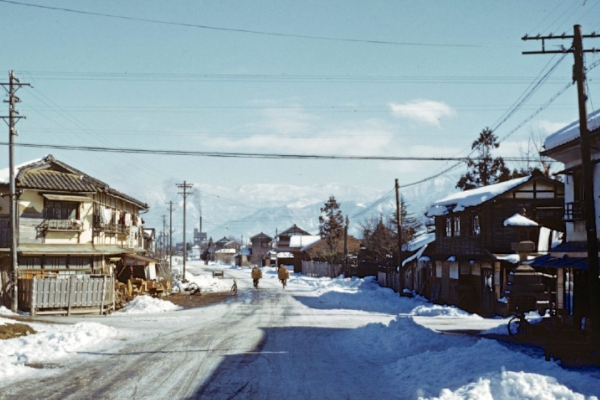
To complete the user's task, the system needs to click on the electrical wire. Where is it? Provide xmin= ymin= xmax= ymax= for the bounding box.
xmin=0 ymin=0 xmax=493 ymax=48
xmin=0 ymin=142 xmax=558 ymax=162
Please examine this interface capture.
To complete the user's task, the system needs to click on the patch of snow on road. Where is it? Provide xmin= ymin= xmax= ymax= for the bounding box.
xmin=114 ymin=295 xmax=182 ymax=314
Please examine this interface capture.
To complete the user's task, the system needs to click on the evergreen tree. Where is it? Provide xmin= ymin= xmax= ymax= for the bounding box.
xmin=388 ymin=197 xmax=423 ymax=248
xmin=318 ymin=196 xmax=345 ymax=253
xmin=456 ymin=128 xmax=511 ymax=190
xmin=360 ymin=215 xmax=396 ymax=261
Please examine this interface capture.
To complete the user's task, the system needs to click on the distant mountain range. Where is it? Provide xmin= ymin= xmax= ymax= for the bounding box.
xmin=145 ymin=173 xmax=461 ymax=243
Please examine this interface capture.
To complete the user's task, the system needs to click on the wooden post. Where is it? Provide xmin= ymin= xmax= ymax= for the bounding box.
xmin=100 ymin=275 xmax=107 ymax=315
xmin=67 ymin=275 xmax=76 ymax=316
xmin=31 ymin=276 xmax=37 ymax=317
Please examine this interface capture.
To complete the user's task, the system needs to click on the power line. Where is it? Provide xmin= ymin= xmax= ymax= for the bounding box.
xmin=0 ymin=141 xmax=558 ymax=162
xmin=0 ymin=0 xmax=496 ymax=48
xmin=15 ymin=71 xmax=573 ymax=84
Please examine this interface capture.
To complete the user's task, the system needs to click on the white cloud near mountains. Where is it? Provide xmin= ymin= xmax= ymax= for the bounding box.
xmin=205 ymin=106 xmax=396 ymax=156
xmin=389 ymin=99 xmax=455 ymax=127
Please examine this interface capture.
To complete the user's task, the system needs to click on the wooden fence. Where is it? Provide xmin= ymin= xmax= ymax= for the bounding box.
xmin=301 ymin=260 xmax=343 ymax=278
xmin=378 ymin=270 xmax=400 ymax=293
xmin=18 ymin=275 xmax=115 ymax=316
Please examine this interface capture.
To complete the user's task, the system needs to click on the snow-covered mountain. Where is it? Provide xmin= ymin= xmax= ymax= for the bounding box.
xmin=144 ymin=173 xmax=460 ymax=242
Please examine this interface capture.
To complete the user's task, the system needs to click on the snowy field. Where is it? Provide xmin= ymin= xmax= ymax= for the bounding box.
xmin=1 ymin=260 xmax=599 ymax=399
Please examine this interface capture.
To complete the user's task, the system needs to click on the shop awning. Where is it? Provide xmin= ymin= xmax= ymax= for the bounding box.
xmin=42 ymin=194 xmax=94 ymax=202
xmin=16 ymin=244 xmax=134 ymax=256
xmin=123 ymin=253 xmax=158 ymax=263
xmin=530 ymin=254 xmax=588 ymax=270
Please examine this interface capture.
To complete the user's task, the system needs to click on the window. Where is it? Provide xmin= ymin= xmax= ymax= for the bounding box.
xmin=471 ymin=215 xmax=481 ymax=236
xmin=20 ymin=257 xmax=42 ymax=269
xmin=453 ymin=216 xmax=461 ymax=237
xmin=44 ymin=201 xmax=78 ymax=220
xmin=445 ymin=218 xmax=452 ymax=237
xmin=70 ymin=257 xmax=92 ymax=269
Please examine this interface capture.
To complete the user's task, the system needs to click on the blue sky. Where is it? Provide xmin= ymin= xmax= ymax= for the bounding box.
xmin=1 ymin=0 xmax=600 ymax=232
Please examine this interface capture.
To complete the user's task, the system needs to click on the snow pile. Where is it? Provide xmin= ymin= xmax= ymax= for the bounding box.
xmin=0 ymin=306 xmax=17 ymax=316
xmin=402 ymin=339 xmax=599 ymax=400
xmin=409 ymin=303 xmax=482 ymax=318
xmin=114 ymin=295 xmax=182 ymax=314
xmin=0 ymin=321 xmax=117 ymax=384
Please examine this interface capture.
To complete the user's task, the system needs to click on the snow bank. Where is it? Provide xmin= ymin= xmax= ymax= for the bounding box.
xmin=114 ymin=295 xmax=182 ymax=315
xmin=405 ymin=340 xmax=599 ymax=400
xmin=0 ymin=321 xmax=118 ymax=385
xmin=0 ymin=306 xmax=18 ymax=317
xmin=409 ymin=303 xmax=482 ymax=318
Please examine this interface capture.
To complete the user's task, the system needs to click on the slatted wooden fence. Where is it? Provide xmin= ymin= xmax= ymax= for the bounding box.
xmin=301 ymin=260 xmax=343 ymax=278
xmin=19 ymin=275 xmax=115 ymax=316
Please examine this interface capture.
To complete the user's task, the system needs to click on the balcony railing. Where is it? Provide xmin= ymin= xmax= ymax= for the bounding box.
xmin=564 ymin=201 xmax=583 ymax=222
xmin=42 ymin=219 xmax=84 ymax=232
xmin=95 ymin=222 xmax=128 ymax=234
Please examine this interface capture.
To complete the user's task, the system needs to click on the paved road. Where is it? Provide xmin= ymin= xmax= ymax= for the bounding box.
xmin=2 ymin=270 xmax=398 ymax=400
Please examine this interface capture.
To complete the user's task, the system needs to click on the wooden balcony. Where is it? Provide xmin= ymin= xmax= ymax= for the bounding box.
xmin=564 ymin=201 xmax=583 ymax=222
xmin=42 ymin=219 xmax=84 ymax=233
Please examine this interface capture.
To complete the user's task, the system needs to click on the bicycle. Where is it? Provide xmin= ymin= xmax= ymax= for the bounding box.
xmin=253 ymin=278 xmax=260 ymax=289
xmin=280 ymin=279 xmax=287 ymax=289
xmin=230 ymin=279 xmax=238 ymax=295
xmin=507 ymin=312 xmax=531 ymax=340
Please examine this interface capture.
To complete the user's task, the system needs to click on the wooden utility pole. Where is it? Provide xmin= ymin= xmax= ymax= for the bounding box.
xmin=167 ymin=201 xmax=174 ymax=272
xmin=343 ymin=216 xmax=349 ymax=276
xmin=1 ymin=71 xmax=31 ymax=312
xmin=395 ymin=179 xmax=404 ymax=292
xmin=177 ymin=181 xmax=193 ymax=282
xmin=523 ymin=25 xmax=600 ymax=326
xmin=162 ymin=214 xmax=167 ymax=259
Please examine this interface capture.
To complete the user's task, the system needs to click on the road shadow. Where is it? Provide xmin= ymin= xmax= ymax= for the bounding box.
xmin=292 ymin=290 xmax=408 ymax=314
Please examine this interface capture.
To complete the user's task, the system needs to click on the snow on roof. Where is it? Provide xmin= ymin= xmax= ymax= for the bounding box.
xmin=289 ymin=235 xmax=321 ymax=248
xmin=402 ymin=244 xmax=429 ymax=267
xmin=503 ymin=213 xmax=539 ymax=227
xmin=0 ymin=158 xmax=43 ymax=184
xmin=426 ymin=176 xmax=530 ymax=217
xmin=405 ymin=232 xmax=435 ymax=252
xmin=544 ymin=108 xmax=600 ymax=152
xmin=215 ymin=249 xmax=236 ymax=254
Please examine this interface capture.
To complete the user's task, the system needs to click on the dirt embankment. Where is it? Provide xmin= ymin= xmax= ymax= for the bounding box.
xmin=165 ymin=292 xmax=237 ymax=309
xmin=0 ymin=322 xmax=37 ymax=340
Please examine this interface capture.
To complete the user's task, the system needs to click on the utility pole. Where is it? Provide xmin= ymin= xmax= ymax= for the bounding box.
xmin=343 ymin=216 xmax=349 ymax=276
xmin=167 ymin=201 xmax=174 ymax=272
xmin=395 ymin=179 xmax=404 ymax=293
xmin=177 ymin=181 xmax=193 ymax=282
xmin=1 ymin=71 xmax=31 ymax=313
xmin=162 ymin=214 xmax=167 ymax=259
xmin=523 ymin=25 xmax=600 ymax=329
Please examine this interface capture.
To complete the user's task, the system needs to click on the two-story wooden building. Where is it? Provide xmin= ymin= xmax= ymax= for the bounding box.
xmin=0 ymin=155 xmax=151 ymax=314
xmin=425 ymin=172 xmax=564 ymax=315
xmin=531 ymin=108 xmax=600 ymax=318
xmin=249 ymin=232 xmax=273 ymax=266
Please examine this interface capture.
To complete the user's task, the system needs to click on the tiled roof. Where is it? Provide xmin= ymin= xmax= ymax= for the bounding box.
xmin=18 ymin=170 xmax=97 ymax=192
